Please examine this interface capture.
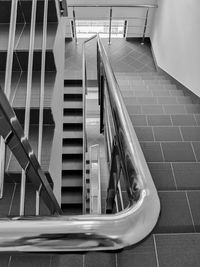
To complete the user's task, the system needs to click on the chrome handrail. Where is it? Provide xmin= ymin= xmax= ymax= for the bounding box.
xmin=82 ymin=34 xmax=97 ymax=213
xmin=68 ymin=4 xmax=158 ymax=8
xmin=0 ymin=35 xmax=160 ymax=252
xmin=0 ymin=87 xmax=62 ymax=215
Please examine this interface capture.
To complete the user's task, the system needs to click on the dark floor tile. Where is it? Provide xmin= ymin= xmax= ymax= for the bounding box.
xmin=172 ymin=163 xmax=200 ymax=189
xmin=169 ymin=90 xmax=184 ymax=96
xmin=140 ymin=142 xmax=164 ymax=162
xmin=148 ymin=163 xmax=176 ymax=190
xmin=130 ymin=115 xmax=147 ymax=126
xmin=10 ymin=254 xmax=51 ymax=267
xmin=152 ymin=89 xmax=170 ymax=97
xmin=161 ymin=142 xmax=196 ymax=162
xmin=153 ymin=127 xmax=182 ymax=141
xmin=117 ymin=235 xmax=157 ymax=267
xmin=157 ymin=96 xmax=177 ymax=105
xmin=142 ymin=105 xmax=164 ymax=114
xmin=85 ymin=252 xmax=116 ymax=267
xmin=194 ymin=114 xmax=200 ymax=125
xmin=134 ymin=127 xmax=154 ymax=141
xmin=51 ymin=254 xmax=83 ymax=267
xmin=155 ymin=234 xmax=200 ymax=267
xmin=163 ymin=105 xmax=186 ymax=114
xmin=185 ymin=104 xmax=200 ymax=113
xmin=176 ymin=96 xmax=192 ymax=104
xmin=137 ymin=97 xmax=157 ymax=105
xmin=154 ymin=192 xmax=194 ymax=233
xmin=126 ymin=105 xmax=141 ymax=114
xmin=187 ymin=191 xmax=200 ymax=231
xmin=192 ymin=142 xmax=200 ymax=161
xmin=147 ymin=115 xmax=172 ymax=126
xmin=181 ymin=126 xmax=200 ymax=141
xmin=0 ymin=254 xmax=10 ymax=267
xmin=171 ymin=114 xmax=197 ymax=126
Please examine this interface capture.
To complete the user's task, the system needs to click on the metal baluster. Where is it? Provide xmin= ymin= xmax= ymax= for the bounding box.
xmin=108 ymin=7 xmax=112 ymax=45
xmin=73 ymin=7 xmax=78 ymax=44
xmin=141 ymin=8 xmax=149 ymax=45
xmin=0 ymin=0 xmax=18 ymax=199
xmin=20 ymin=0 xmax=37 ymax=216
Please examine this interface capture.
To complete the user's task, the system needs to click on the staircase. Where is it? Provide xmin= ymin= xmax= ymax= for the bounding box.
xmin=61 ymin=80 xmax=83 ymax=214
xmin=116 ymin=71 xmax=200 ymax=235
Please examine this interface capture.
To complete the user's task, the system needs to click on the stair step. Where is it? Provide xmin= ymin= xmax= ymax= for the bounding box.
xmin=62 ymin=175 xmax=82 ymax=187
xmin=63 ymin=131 xmax=83 ymax=139
xmin=64 ymin=94 xmax=82 ymax=101
xmin=64 ymin=86 xmax=82 ymax=94
xmin=63 ymin=108 xmax=82 ymax=116
xmin=62 ymin=155 xmax=83 ymax=170
xmin=63 ymin=101 xmax=83 ymax=109
xmin=61 ymin=190 xmax=82 ymax=204
xmin=62 ymin=144 xmax=83 ymax=154
xmin=61 ymin=204 xmax=82 ymax=215
xmin=63 ymin=116 xmax=83 ymax=124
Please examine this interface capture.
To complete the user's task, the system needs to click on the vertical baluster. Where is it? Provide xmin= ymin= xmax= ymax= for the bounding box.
xmin=73 ymin=7 xmax=78 ymax=44
xmin=141 ymin=8 xmax=149 ymax=45
xmin=108 ymin=7 xmax=112 ymax=45
xmin=20 ymin=0 xmax=37 ymax=216
xmin=0 ymin=1 xmax=18 ymax=199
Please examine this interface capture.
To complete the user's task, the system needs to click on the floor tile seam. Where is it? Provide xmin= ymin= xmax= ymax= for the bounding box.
xmin=191 ymin=142 xmax=198 ymax=162
xmin=178 ymin=126 xmax=184 ymax=142
xmin=170 ymin=162 xmax=178 ymax=190
xmin=147 ymin=161 xmax=199 ymax=164
xmin=193 ymin=114 xmax=199 ymax=125
xmin=158 ymin=189 xmax=200 ymax=193
xmin=159 ymin=142 xmax=165 ymax=162
xmin=185 ymin=191 xmax=196 ymax=232
xmin=154 ymin=232 xmax=200 ymax=237
xmin=153 ymin=234 xmax=160 ymax=267
xmin=8 ymin=255 xmax=12 ymax=267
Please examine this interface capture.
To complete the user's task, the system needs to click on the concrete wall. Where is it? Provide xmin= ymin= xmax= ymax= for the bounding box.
xmin=151 ymin=0 xmax=200 ymax=96
xmin=65 ymin=0 xmax=157 ymax=38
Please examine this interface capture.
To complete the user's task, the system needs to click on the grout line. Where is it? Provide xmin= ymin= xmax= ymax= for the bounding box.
xmin=153 ymin=235 xmax=160 ymax=267
xmin=49 ymin=255 xmax=53 ymax=267
xmin=8 ymin=183 xmax=17 ymax=216
xmin=179 ymin=127 xmax=184 ymax=142
xmin=191 ymin=142 xmax=198 ymax=162
xmin=194 ymin=114 xmax=198 ymax=126
xmin=159 ymin=143 xmax=165 ymax=162
xmin=185 ymin=191 xmax=196 ymax=233
xmin=170 ymin=163 xmax=178 ymax=190
xmin=83 ymin=254 xmax=85 ymax=267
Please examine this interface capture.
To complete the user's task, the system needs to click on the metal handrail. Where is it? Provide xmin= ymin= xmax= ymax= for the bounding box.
xmin=0 ymin=35 xmax=160 ymax=252
xmin=0 ymin=87 xmax=62 ymax=215
xmin=68 ymin=4 xmax=158 ymax=8
xmin=82 ymin=34 xmax=97 ymax=214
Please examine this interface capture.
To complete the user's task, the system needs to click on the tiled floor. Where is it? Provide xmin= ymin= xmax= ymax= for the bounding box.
xmin=65 ymin=38 xmax=155 ymax=80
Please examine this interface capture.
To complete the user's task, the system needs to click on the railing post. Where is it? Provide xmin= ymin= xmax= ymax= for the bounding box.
xmin=108 ymin=7 xmax=112 ymax=45
xmin=73 ymin=7 xmax=78 ymax=44
xmin=141 ymin=8 xmax=149 ymax=45
xmin=100 ymin=70 xmax=104 ymax=133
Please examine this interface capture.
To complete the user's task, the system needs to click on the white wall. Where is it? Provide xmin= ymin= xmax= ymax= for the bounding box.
xmin=65 ymin=0 xmax=157 ymax=38
xmin=151 ymin=0 xmax=200 ymax=96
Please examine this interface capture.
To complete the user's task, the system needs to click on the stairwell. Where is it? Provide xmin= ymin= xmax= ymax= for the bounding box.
xmin=61 ymin=80 xmax=83 ymax=214
xmin=0 ymin=0 xmax=59 ymax=215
